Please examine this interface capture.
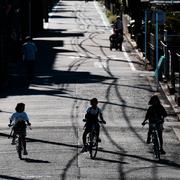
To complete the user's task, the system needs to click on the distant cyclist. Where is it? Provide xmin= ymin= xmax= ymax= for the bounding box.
xmin=9 ymin=103 xmax=31 ymax=155
xmin=82 ymin=98 xmax=106 ymax=152
xmin=142 ymin=95 xmax=167 ymax=154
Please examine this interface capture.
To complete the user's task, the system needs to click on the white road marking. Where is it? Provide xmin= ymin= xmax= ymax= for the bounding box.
xmin=122 ymin=46 xmax=136 ymax=71
xmin=93 ymin=0 xmax=110 ymax=29
xmin=94 ymin=62 xmax=107 ymax=68
xmin=69 ymin=56 xmax=80 ymax=59
xmin=108 ymin=55 xmax=119 ymax=59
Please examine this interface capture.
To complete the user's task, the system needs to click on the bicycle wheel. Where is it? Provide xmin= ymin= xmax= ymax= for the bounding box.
xmin=16 ymin=136 xmax=22 ymax=159
xmin=153 ymin=133 xmax=160 ymax=160
xmin=89 ymin=133 xmax=98 ymax=159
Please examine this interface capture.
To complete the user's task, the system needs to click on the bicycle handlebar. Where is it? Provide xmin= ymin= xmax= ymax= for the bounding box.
xmin=142 ymin=121 xmax=148 ymax=127
xmin=28 ymin=125 xmax=32 ymax=130
xmin=82 ymin=119 xmax=106 ymax=124
xmin=8 ymin=123 xmax=32 ymax=130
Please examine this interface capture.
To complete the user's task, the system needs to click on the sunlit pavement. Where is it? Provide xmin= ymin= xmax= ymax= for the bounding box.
xmin=0 ymin=1 xmax=180 ymax=179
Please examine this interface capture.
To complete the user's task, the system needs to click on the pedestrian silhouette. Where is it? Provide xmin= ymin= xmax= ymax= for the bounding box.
xmin=142 ymin=95 xmax=167 ymax=154
xmin=22 ymin=36 xmax=37 ymax=86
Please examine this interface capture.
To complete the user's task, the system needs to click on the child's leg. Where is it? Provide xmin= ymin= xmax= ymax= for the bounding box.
xmin=147 ymin=127 xmax=152 ymax=143
xmin=12 ymin=131 xmax=16 ymax=144
xmin=95 ymin=123 xmax=100 ymax=137
xmin=82 ymin=129 xmax=89 ymax=146
xmin=22 ymin=136 xmax=27 ymax=153
xmin=158 ymin=130 xmax=163 ymax=149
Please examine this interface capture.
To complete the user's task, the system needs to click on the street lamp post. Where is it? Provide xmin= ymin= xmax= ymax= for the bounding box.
xmin=140 ymin=0 xmax=150 ymax=66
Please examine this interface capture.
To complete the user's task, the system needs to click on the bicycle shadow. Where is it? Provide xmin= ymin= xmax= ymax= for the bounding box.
xmin=1 ymin=132 xmax=180 ymax=169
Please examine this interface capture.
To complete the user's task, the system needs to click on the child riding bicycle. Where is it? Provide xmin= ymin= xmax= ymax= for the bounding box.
xmin=142 ymin=95 xmax=167 ymax=154
xmin=81 ymin=98 xmax=106 ymax=152
xmin=9 ymin=103 xmax=31 ymax=155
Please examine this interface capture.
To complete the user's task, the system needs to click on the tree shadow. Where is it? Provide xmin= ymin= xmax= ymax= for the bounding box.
xmin=94 ymin=157 xmax=128 ymax=164
xmin=0 ymin=175 xmax=24 ymax=180
xmin=24 ymin=134 xmax=180 ymax=170
xmin=3 ymin=26 xmax=115 ymax=97
xmin=1 ymin=131 xmax=180 ymax=175
xmin=0 ymin=132 xmax=10 ymax=138
xmin=99 ymin=148 xmax=180 ymax=169
xmin=4 ymin=70 xmax=115 ymax=97
xmin=22 ymin=158 xmax=50 ymax=163
xmin=26 ymin=136 xmax=80 ymax=149
xmin=50 ymin=15 xmax=77 ymax=19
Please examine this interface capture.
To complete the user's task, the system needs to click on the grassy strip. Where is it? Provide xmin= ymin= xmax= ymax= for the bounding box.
xmin=106 ymin=10 xmax=117 ymax=24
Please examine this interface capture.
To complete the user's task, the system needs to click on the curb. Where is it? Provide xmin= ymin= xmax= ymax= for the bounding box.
xmin=159 ymin=82 xmax=180 ymax=120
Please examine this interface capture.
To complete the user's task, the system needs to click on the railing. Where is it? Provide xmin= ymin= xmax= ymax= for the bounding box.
xmin=174 ymin=52 xmax=180 ymax=105
xmin=160 ymin=40 xmax=168 ymax=80
xmin=176 ymin=53 xmax=180 ymax=94
xmin=150 ymin=0 xmax=180 ymax=3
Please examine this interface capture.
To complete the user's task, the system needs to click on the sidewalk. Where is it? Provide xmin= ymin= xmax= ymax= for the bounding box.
xmin=123 ymin=16 xmax=180 ymax=142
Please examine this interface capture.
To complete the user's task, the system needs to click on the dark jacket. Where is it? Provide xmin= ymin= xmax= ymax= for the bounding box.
xmin=145 ymin=104 xmax=167 ymax=124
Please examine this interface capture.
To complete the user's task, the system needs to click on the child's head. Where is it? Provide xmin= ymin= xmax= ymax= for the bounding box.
xmin=15 ymin=103 xmax=25 ymax=113
xmin=90 ymin=98 xmax=98 ymax=107
xmin=148 ymin=95 xmax=160 ymax=105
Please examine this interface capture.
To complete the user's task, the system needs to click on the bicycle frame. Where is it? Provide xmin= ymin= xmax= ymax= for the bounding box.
xmin=87 ymin=124 xmax=98 ymax=159
xmin=151 ymin=123 xmax=161 ymax=160
xmin=143 ymin=122 xmax=161 ymax=160
xmin=9 ymin=124 xmax=31 ymax=160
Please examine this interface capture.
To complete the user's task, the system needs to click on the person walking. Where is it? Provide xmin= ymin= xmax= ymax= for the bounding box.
xmin=113 ymin=16 xmax=123 ymax=35
xmin=22 ymin=36 xmax=37 ymax=86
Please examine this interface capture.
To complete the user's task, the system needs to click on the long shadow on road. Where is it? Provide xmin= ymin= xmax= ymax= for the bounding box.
xmin=23 ymin=158 xmax=50 ymax=163
xmin=1 ymin=132 xmax=180 ymax=179
xmin=2 ymin=27 xmax=116 ymax=98
xmin=1 ymin=132 xmax=180 ymax=169
xmin=0 ymin=175 xmax=24 ymax=180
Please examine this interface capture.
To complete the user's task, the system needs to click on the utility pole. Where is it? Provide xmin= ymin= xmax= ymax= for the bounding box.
xmin=28 ymin=0 xmax=31 ymax=37
xmin=155 ymin=11 xmax=159 ymax=91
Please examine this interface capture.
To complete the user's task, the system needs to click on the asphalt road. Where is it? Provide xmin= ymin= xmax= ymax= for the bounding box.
xmin=0 ymin=1 xmax=180 ymax=179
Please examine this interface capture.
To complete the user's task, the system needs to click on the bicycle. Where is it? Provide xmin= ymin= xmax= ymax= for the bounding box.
xmin=143 ymin=122 xmax=161 ymax=160
xmin=151 ymin=123 xmax=161 ymax=160
xmin=82 ymin=119 xmax=105 ymax=159
xmin=9 ymin=123 xmax=31 ymax=160
xmin=87 ymin=123 xmax=99 ymax=159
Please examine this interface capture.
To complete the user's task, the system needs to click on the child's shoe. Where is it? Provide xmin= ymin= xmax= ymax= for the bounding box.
xmin=23 ymin=150 xmax=28 ymax=155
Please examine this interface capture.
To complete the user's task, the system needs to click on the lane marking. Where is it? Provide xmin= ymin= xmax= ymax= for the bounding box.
xmin=94 ymin=0 xmax=136 ymax=71
xmin=122 ymin=46 xmax=136 ymax=71
xmin=94 ymin=62 xmax=107 ymax=68
xmin=93 ymin=1 xmax=110 ymax=28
